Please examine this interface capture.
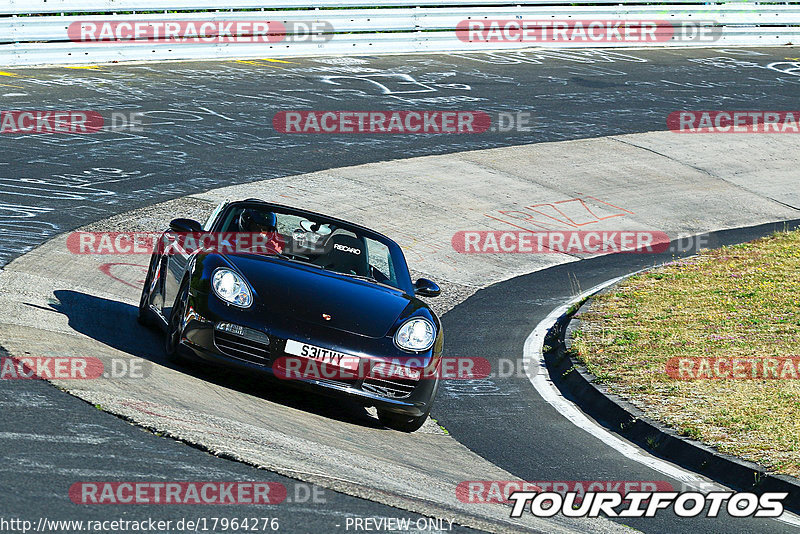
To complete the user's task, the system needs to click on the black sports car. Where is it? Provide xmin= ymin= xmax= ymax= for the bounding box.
xmin=138 ymin=199 xmax=443 ymax=431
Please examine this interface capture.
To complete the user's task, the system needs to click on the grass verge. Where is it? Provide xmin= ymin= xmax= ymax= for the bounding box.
xmin=570 ymin=229 xmax=800 ymax=477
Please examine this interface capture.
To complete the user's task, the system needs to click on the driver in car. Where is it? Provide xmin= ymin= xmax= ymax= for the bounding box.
xmin=237 ymin=209 xmax=285 ymax=255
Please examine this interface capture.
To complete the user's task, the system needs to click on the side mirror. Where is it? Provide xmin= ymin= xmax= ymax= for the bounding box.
xmin=169 ymin=218 xmax=203 ymax=233
xmin=414 ymin=278 xmax=440 ymax=297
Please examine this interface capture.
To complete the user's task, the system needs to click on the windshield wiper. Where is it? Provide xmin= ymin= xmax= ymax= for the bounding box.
xmin=269 ymin=250 xmax=293 ymax=261
xmin=336 ymin=272 xmax=398 ymax=289
xmin=341 ymin=273 xmax=378 ymax=283
xmin=264 ymin=251 xmax=327 ymax=270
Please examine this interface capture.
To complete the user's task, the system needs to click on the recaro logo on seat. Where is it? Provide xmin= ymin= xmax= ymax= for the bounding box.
xmin=333 ymin=244 xmax=361 ymax=255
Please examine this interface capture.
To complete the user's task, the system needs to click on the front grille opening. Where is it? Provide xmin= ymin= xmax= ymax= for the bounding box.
xmin=214 ymin=330 xmax=271 ymax=365
xmin=272 ymin=357 xmax=359 ymax=388
xmin=362 ymin=376 xmax=417 ymax=399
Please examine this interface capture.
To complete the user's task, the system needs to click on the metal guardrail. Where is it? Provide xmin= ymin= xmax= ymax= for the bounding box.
xmin=3 ymin=28 xmax=798 ymax=67
xmin=8 ymin=0 xmax=794 ymax=14
xmin=4 ymin=6 xmax=800 ymax=44
xmin=1 ymin=1 xmax=799 ymax=66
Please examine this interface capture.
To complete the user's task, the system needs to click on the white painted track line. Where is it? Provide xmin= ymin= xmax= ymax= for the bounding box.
xmin=523 ymin=275 xmax=800 ymax=528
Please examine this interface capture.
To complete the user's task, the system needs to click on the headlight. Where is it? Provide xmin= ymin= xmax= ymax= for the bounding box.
xmin=394 ymin=318 xmax=436 ymax=352
xmin=212 ymin=268 xmax=252 ymax=308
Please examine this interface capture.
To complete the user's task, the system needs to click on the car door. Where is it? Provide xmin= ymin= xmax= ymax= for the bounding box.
xmin=161 ymin=230 xmax=189 ymax=320
xmin=162 ymin=200 xmax=229 ymax=319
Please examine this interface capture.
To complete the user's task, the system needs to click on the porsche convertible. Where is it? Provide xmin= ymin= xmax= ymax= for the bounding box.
xmin=137 ymin=199 xmax=443 ymax=431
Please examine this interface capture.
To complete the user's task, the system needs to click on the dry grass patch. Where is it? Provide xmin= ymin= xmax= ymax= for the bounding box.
xmin=571 ymin=229 xmax=800 ymax=476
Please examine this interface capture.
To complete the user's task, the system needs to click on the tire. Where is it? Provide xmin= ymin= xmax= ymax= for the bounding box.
xmin=164 ymin=281 xmax=189 ymax=365
xmin=137 ymin=253 xmax=158 ymax=327
xmin=377 ymin=406 xmax=431 ymax=433
xmin=378 ymin=375 xmax=440 ymax=432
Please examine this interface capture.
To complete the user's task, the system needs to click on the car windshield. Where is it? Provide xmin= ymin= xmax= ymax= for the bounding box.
xmin=216 ymin=205 xmax=407 ymax=291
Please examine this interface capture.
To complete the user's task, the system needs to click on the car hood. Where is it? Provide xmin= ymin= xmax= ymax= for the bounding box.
xmin=223 ymin=254 xmax=413 ymax=338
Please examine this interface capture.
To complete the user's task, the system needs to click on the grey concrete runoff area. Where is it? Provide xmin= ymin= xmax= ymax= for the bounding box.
xmin=1 ymin=47 xmax=800 ymax=533
xmin=1 ymin=127 xmax=799 ymax=533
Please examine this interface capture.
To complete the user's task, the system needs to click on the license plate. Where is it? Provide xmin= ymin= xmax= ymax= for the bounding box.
xmin=284 ymin=339 xmax=360 ymax=372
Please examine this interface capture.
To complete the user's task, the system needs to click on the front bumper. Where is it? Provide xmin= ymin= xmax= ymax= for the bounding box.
xmin=179 ymin=291 xmax=440 ymax=418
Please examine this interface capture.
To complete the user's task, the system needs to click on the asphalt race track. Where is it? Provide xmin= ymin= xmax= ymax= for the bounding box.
xmin=2 ymin=47 xmax=800 ymax=533
xmin=3 ymin=47 xmax=800 ymax=266
xmin=0 ymin=375 xmax=477 ymax=533
xmin=439 ymin=221 xmax=800 ymax=534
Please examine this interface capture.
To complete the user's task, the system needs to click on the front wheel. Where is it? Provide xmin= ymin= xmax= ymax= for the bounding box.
xmin=165 ymin=282 xmax=189 ymax=364
xmin=377 ymin=406 xmax=431 ymax=433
